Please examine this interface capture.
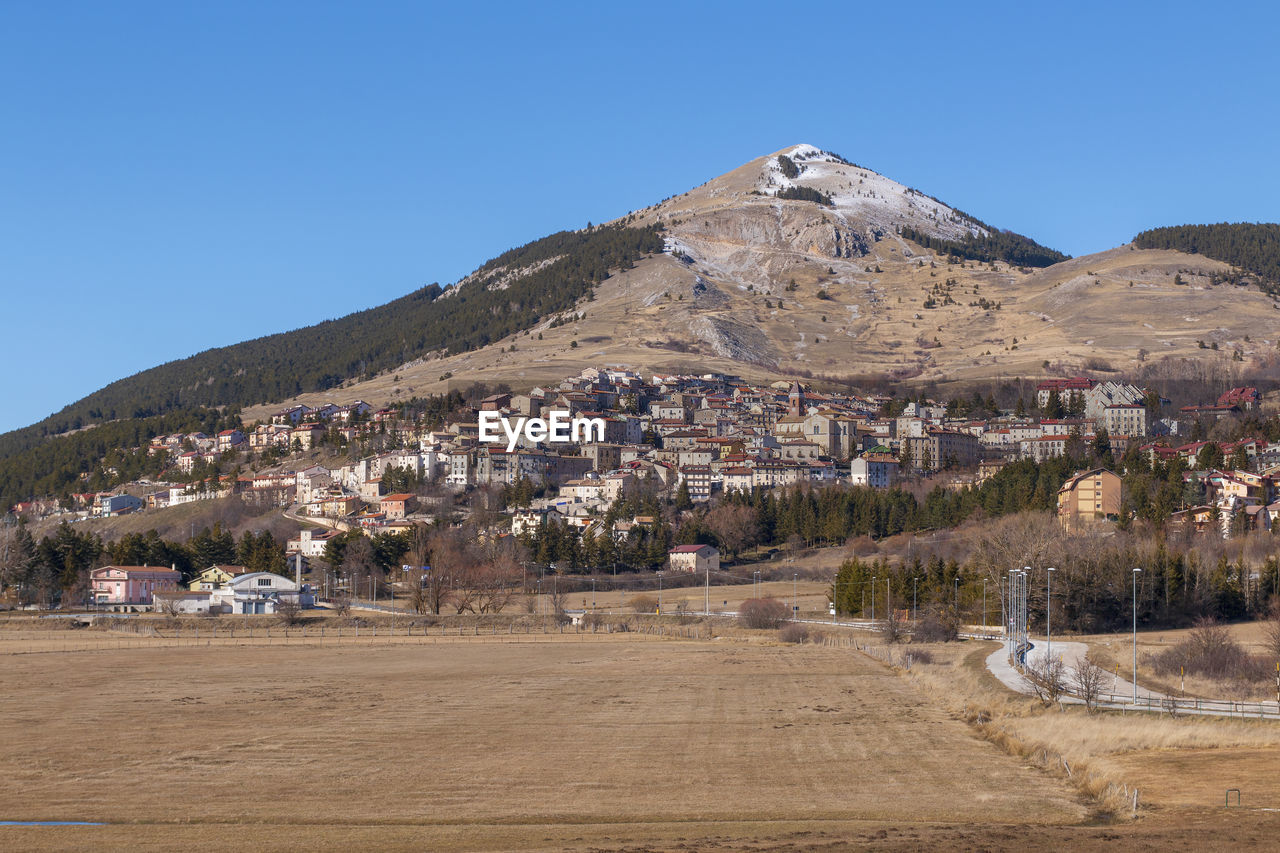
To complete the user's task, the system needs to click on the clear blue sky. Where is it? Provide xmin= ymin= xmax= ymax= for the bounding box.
xmin=2 ymin=1 xmax=1277 ymax=434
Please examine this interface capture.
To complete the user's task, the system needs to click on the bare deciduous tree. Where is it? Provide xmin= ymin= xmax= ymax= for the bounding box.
xmin=1264 ymin=600 xmax=1280 ymax=660
xmin=971 ymin=511 xmax=1066 ymax=588
xmin=275 ymin=597 xmax=303 ymax=626
xmin=1073 ymin=653 xmax=1108 ymax=713
xmin=340 ymin=535 xmax=379 ymax=599
xmin=880 ymin=609 xmax=904 ymax=644
xmin=1028 ymin=655 xmax=1067 ymax=706
xmin=704 ymin=503 xmax=758 ymax=559
xmin=547 ymin=582 xmax=569 ymax=623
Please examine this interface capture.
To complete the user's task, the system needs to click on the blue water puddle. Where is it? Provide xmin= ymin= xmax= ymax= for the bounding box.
xmin=0 ymin=821 xmax=105 ymax=826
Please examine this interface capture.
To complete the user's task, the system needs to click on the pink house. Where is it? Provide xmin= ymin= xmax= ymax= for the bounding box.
xmin=91 ymin=566 xmax=182 ymax=607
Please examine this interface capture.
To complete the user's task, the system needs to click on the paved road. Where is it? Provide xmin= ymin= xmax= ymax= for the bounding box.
xmin=986 ymin=640 xmax=1163 ymax=703
xmin=984 ymin=639 xmax=1280 ymax=719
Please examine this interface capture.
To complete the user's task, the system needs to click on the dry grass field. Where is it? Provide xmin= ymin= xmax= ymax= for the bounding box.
xmin=505 ymin=578 xmax=836 ymax=617
xmin=1076 ymin=620 xmax=1280 ymax=702
xmin=4 ymin=623 xmax=1280 ymax=850
xmin=896 ymin=637 xmax=1280 ymax=837
xmin=0 ymin=627 xmax=1086 ymax=851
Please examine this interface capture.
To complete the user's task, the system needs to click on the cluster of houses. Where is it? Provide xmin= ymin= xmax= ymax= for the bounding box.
xmin=11 ymin=368 xmax=1276 ymax=545
xmin=90 ymin=563 xmax=314 ymax=614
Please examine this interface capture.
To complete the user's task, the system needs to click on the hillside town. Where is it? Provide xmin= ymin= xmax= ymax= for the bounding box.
xmin=9 ymin=368 xmax=1279 ymax=548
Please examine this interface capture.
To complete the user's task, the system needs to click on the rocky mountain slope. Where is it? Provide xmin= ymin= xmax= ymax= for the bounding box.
xmin=244 ymin=144 xmax=1275 ymax=419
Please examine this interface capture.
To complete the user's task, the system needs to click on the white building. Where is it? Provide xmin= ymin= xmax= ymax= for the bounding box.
xmin=850 ymin=454 xmax=898 ymax=489
xmin=228 ymin=572 xmax=314 ymax=615
xmin=668 ymin=544 xmax=720 ymax=574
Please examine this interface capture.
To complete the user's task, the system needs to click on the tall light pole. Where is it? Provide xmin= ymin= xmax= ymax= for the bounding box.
xmin=793 ymin=573 xmax=798 ymax=620
xmin=658 ymin=570 xmax=664 ymax=615
xmin=1132 ymin=567 xmax=1142 ymax=704
xmin=886 ymin=576 xmax=891 ymax=620
xmin=871 ymin=576 xmax=876 ymax=622
xmin=912 ymin=576 xmax=918 ymax=621
xmin=1007 ymin=568 xmax=1018 ymax=658
xmin=1046 ymin=567 xmax=1055 ymax=662
xmin=982 ymin=577 xmax=987 ymax=632
xmin=1022 ymin=566 xmax=1032 ymax=656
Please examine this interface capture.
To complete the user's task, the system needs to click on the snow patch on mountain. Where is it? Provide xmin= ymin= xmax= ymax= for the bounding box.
xmin=760 ymin=144 xmax=988 ymax=245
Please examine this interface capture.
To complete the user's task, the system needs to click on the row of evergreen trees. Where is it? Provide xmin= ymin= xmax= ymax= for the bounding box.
xmin=1132 ymin=223 xmax=1280 ymax=293
xmin=899 ymin=224 xmax=1070 ymax=268
xmin=776 ymin=186 xmax=832 ymax=206
xmin=1 ymin=522 xmax=291 ymax=606
xmin=832 ymin=545 xmax=1280 ymax=633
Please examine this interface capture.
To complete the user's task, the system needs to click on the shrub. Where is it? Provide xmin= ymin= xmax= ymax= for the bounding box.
xmin=738 ymin=597 xmax=789 ymax=629
xmin=907 ymin=648 xmax=933 ymax=665
xmin=630 ymin=594 xmax=658 ymax=614
xmin=778 ymin=623 xmax=810 ymax=644
xmin=912 ymin=606 xmax=958 ymax=642
xmin=1152 ymin=618 xmax=1265 ymax=682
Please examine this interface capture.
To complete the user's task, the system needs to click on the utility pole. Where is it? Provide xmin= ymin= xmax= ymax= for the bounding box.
xmin=871 ymin=576 xmax=876 ymax=622
xmin=705 ymin=562 xmax=710 ymax=615
xmin=793 ymin=573 xmax=798 ymax=620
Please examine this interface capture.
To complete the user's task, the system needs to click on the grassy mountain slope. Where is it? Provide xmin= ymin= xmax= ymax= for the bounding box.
xmin=0 ymin=224 xmax=662 ymax=463
xmin=8 ymin=145 xmax=1280 ymax=508
xmin=1133 ymin=223 xmax=1280 ymax=291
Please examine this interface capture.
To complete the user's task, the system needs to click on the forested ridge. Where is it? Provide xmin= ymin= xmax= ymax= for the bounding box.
xmin=1132 ymin=223 xmax=1280 ymax=292
xmin=0 ymin=223 xmax=663 ymax=465
xmin=0 ymin=408 xmax=240 ymax=512
xmin=900 ymin=222 xmax=1070 ymax=268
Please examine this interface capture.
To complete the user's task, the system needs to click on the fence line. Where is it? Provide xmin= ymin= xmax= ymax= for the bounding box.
xmin=0 ymin=616 xmax=718 ymax=654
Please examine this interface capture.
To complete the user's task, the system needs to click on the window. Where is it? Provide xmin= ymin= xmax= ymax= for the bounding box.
xmin=257 ymin=578 xmax=272 ymax=587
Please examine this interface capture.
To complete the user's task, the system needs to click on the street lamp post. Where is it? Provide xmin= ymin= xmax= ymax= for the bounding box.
xmin=1133 ymin=567 xmax=1142 ymax=704
xmin=982 ymin=577 xmax=987 ymax=632
xmin=1046 ymin=567 xmax=1055 ymax=662
xmin=658 ymin=570 xmax=664 ymax=615
xmin=1022 ymin=566 xmax=1032 ymax=658
xmin=871 ymin=576 xmax=876 ymax=622
xmin=1008 ymin=568 xmax=1018 ymax=658
xmin=912 ymin=576 xmax=918 ymax=622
